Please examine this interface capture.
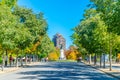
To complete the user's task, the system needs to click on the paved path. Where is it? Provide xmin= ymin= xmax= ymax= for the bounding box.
xmin=0 ymin=62 xmax=118 ymax=80
xmin=84 ymin=62 xmax=120 ymax=79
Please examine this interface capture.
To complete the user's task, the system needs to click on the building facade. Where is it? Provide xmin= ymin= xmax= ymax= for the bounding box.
xmin=52 ymin=33 xmax=66 ymax=50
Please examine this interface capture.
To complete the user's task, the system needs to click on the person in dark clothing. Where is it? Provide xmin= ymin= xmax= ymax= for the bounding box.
xmin=9 ymin=55 xmax=13 ymax=67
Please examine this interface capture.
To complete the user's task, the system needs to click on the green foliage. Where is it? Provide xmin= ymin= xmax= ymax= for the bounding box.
xmin=0 ymin=5 xmax=17 ymax=50
xmin=37 ymin=34 xmax=55 ymax=55
xmin=0 ymin=0 xmax=52 ymax=64
xmin=0 ymin=0 xmax=17 ymax=8
xmin=38 ymin=53 xmax=47 ymax=59
xmin=0 ymin=56 xmax=2 ymax=64
xmin=72 ymin=1 xmax=120 ymax=61
xmin=90 ymin=0 xmax=120 ymax=34
xmin=72 ymin=9 xmax=109 ymax=56
xmin=13 ymin=6 xmax=48 ymax=37
xmin=12 ymin=6 xmax=49 ymax=54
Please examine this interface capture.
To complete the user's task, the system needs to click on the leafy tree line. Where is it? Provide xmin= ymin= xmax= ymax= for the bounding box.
xmin=72 ymin=0 xmax=120 ymax=71
xmin=0 ymin=0 xmax=55 ymax=70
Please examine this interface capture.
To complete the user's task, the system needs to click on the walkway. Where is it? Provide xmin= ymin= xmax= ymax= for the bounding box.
xmin=0 ymin=62 xmax=117 ymax=80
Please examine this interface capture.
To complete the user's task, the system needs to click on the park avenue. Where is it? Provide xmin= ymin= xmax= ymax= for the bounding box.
xmin=0 ymin=62 xmax=117 ymax=80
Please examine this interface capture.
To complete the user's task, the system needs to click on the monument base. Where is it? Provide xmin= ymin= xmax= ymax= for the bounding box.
xmin=59 ymin=49 xmax=66 ymax=60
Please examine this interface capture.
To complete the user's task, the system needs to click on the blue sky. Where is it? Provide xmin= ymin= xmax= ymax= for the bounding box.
xmin=18 ymin=0 xmax=90 ymax=49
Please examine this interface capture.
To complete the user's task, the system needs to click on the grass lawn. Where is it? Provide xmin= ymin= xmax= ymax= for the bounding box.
xmin=54 ymin=60 xmax=77 ymax=62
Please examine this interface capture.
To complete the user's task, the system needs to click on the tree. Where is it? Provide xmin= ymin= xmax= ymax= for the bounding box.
xmin=37 ymin=34 xmax=55 ymax=58
xmin=13 ymin=6 xmax=48 ymax=63
xmin=90 ymin=0 xmax=120 ymax=34
xmin=0 ymin=5 xmax=18 ymax=67
xmin=0 ymin=0 xmax=54 ymax=70
xmin=0 ymin=0 xmax=17 ymax=8
xmin=72 ymin=9 xmax=109 ymax=65
xmin=90 ymin=0 xmax=120 ymax=71
xmin=48 ymin=52 xmax=59 ymax=61
xmin=65 ymin=45 xmax=80 ymax=60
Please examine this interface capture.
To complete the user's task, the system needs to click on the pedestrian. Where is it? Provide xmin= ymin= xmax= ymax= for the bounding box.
xmin=45 ymin=57 xmax=48 ymax=62
xmin=79 ymin=57 xmax=82 ymax=62
xmin=9 ymin=55 xmax=13 ymax=67
xmin=46 ymin=57 xmax=48 ymax=62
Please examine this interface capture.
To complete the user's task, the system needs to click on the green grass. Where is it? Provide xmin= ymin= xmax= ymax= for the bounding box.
xmin=55 ymin=59 xmax=77 ymax=62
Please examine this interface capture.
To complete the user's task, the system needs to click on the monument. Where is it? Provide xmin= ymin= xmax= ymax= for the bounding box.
xmin=60 ymin=45 xmax=65 ymax=60
xmin=52 ymin=33 xmax=66 ymax=60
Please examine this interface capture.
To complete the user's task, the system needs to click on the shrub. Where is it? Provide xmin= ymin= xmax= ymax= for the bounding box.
xmin=48 ymin=52 xmax=59 ymax=61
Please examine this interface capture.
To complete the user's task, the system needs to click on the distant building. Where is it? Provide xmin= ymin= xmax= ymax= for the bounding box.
xmin=52 ymin=33 xmax=66 ymax=50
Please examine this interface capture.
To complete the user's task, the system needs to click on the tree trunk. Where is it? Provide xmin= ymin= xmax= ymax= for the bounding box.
xmin=89 ymin=54 xmax=91 ymax=64
xmin=25 ymin=54 xmax=27 ymax=65
xmin=32 ymin=54 xmax=34 ymax=62
xmin=83 ymin=53 xmax=85 ymax=62
xmin=109 ymin=45 xmax=112 ymax=71
xmin=100 ymin=53 xmax=102 ymax=68
xmin=36 ymin=54 xmax=38 ymax=62
xmin=109 ymin=33 xmax=112 ymax=71
xmin=16 ymin=53 xmax=18 ymax=67
xmin=115 ymin=52 xmax=117 ymax=63
xmin=20 ymin=50 xmax=23 ymax=66
xmin=94 ymin=53 xmax=97 ymax=66
xmin=103 ymin=53 xmax=106 ymax=68
xmin=5 ymin=50 xmax=8 ymax=67
xmin=1 ymin=51 xmax=5 ymax=71
xmin=30 ymin=54 xmax=32 ymax=63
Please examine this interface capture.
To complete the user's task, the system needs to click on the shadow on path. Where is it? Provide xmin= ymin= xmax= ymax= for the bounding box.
xmin=17 ymin=62 xmax=117 ymax=80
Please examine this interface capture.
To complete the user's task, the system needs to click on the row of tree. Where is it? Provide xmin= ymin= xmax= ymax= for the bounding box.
xmin=46 ymin=45 xmax=81 ymax=61
xmin=72 ymin=0 xmax=120 ymax=70
xmin=0 ymin=0 xmax=56 ymax=70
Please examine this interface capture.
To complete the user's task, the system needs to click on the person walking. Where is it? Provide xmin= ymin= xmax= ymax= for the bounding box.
xmin=9 ymin=55 xmax=13 ymax=67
